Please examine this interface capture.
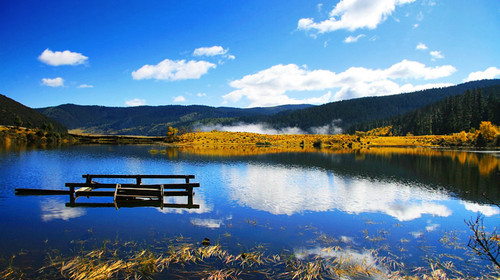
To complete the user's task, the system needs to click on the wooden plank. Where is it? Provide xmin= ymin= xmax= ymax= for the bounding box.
xmin=82 ymin=174 xmax=195 ymax=179
xmin=66 ymin=202 xmax=200 ymax=209
xmin=15 ymin=188 xmax=70 ymax=195
xmin=66 ymin=183 xmax=200 ymax=189
xmin=75 ymin=191 xmax=115 ymax=197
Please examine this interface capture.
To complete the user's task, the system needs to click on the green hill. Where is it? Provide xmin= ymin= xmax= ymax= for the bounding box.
xmin=0 ymin=94 xmax=67 ymax=133
xmin=37 ymin=104 xmax=312 ymax=136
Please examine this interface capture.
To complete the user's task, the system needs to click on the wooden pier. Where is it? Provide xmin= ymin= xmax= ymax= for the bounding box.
xmin=15 ymin=174 xmax=200 ymax=209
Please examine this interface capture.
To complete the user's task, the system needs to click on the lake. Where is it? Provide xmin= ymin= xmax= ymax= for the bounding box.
xmin=0 ymin=144 xmax=499 ymax=279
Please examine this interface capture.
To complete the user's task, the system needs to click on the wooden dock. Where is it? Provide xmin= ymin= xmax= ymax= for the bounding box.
xmin=15 ymin=174 xmax=200 ymax=209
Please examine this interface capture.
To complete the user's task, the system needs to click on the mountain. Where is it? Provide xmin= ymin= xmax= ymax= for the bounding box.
xmin=259 ymin=79 xmax=500 ymax=133
xmin=348 ymin=84 xmax=500 ymax=135
xmin=37 ymin=104 xmax=313 ymax=136
xmin=35 ymin=79 xmax=500 ymax=136
xmin=0 ymin=94 xmax=67 ymax=133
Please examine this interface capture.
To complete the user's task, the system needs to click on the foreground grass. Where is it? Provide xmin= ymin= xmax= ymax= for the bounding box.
xmin=1 ymin=235 xmax=498 ymax=280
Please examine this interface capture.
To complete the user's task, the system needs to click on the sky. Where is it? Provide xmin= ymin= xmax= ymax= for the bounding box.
xmin=1 ymin=0 xmax=500 ymax=109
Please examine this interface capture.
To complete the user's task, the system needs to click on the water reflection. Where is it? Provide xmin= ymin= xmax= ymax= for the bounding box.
xmin=461 ymin=201 xmax=500 ymax=217
xmin=224 ymin=164 xmax=452 ymax=220
xmin=40 ymin=198 xmax=86 ymax=221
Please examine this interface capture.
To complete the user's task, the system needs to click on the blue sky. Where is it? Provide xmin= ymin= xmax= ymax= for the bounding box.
xmin=1 ymin=0 xmax=500 ymax=108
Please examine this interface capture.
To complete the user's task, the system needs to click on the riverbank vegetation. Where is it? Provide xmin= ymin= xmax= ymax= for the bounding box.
xmin=0 ymin=125 xmax=74 ymax=147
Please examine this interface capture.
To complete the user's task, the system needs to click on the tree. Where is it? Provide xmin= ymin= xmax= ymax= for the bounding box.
xmin=165 ymin=126 xmax=178 ymax=142
xmin=14 ymin=115 xmax=23 ymax=127
xmin=479 ymin=121 xmax=499 ymax=142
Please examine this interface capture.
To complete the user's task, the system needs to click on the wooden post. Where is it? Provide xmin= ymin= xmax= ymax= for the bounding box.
xmin=85 ymin=174 xmax=92 ymax=184
xmin=187 ymin=186 xmax=193 ymax=205
xmin=69 ymin=186 xmax=75 ymax=203
xmin=160 ymin=184 xmax=164 ymax=210
xmin=136 ymin=176 xmax=142 ymax=185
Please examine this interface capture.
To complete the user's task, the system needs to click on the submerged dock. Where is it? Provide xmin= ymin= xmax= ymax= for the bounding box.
xmin=15 ymin=174 xmax=200 ymax=209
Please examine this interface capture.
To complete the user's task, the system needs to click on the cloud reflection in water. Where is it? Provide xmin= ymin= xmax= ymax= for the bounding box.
xmin=224 ymin=164 xmax=451 ymax=221
xmin=40 ymin=198 xmax=86 ymax=222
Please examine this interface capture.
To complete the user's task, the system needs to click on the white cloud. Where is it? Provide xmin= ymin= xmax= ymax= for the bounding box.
xmin=344 ymin=34 xmax=365 ymax=43
xmin=416 ymin=42 xmax=428 ymax=50
xmin=197 ymin=92 xmax=207 ymax=97
xmin=38 ymin=49 xmax=88 ymax=66
xmin=223 ymin=60 xmax=456 ymax=107
xmin=78 ymin=84 xmax=94 ymax=88
xmin=465 ymin=67 xmax=500 ymax=82
xmin=462 ymin=201 xmax=500 ymax=217
xmin=193 ymin=46 xmax=227 ymax=57
xmin=132 ymin=59 xmax=216 ymax=81
xmin=193 ymin=46 xmax=235 ymax=62
xmin=173 ymin=95 xmax=186 ymax=102
xmin=298 ymin=0 xmax=416 ymax=34
xmin=41 ymin=77 xmax=64 ymax=87
xmin=125 ymin=98 xmax=147 ymax=106
xmin=430 ymin=50 xmax=444 ymax=59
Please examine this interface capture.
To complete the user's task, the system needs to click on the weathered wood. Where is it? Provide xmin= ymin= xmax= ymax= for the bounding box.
xmin=75 ymin=191 xmax=116 ymax=197
xmin=17 ymin=174 xmax=199 ymax=210
xmin=82 ymin=174 xmax=195 ymax=179
xmin=15 ymin=189 xmax=70 ymax=195
xmin=66 ymin=202 xmax=200 ymax=209
xmin=66 ymin=182 xmax=199 ymax=189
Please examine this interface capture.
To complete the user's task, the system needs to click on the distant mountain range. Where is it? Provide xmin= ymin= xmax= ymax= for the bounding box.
xmin=36 ymin=104 xmax=313 ymax=135
xmin=3 ymin=79 xmax=500 ymax=136
xmin=0 ymin=94 xmax=67 ymax=133
xmin=38 ymin=79 xmax=500 ymax=136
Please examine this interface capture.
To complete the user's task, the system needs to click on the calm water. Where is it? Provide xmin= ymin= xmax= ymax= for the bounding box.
xmin=0 ymin=145 xmax=499 ymax=277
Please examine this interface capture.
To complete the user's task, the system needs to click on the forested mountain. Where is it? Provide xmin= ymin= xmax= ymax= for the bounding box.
xmin=33 ymin=79 xmax=500 ymax=136
xmin=0 ymin=94 xmax=67 ymax=133
xmin=348 ymin=85 xmax=500 ymax=135
xmin=258 ymin=79 xmax=500 ymax=133
xmin=37 ymin=104 xmax=312 ymax=135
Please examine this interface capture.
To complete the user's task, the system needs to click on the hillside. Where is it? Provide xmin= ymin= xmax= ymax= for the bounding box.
xmin=37 ymin=104 xmax=312 ymax=136
xmin=348 ymin=84 xmax=500 ymax=136
xmin=260 ymin=79 xmax=500 ymax=133
xmin=0 ymin=94 xmax=67 ymax=133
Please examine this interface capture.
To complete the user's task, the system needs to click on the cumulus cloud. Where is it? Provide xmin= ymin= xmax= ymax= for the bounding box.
xmin=38 ymin=49 xmax=88 ymax=66
xmin=125 ymin=98 xmax=147 ymax=106
xmin=173 ymin=96 xmax=186 ymax=102
xmin=41 ymin=77 xmax=64 ymax=87
xmin=132 ymin=59 xmax=216 ymax=81
xmin=193 ymin=46 xmax=235 ymax=62
xmin=298 ymin=0 xmax=416 ymax=34
xmin=223 ymin=60 xmax=456 ymax=107
xmin=193 ymin=46 xmax=227 ymax=56
xmin=344 ymin=34 xmax=365 ymax=43
xmin=430 ymin=50 xmax=444 ymax=59
xmin=464 ymin=67 xmax=500 ymax=82
xmin=416 ymin=42 xmax=428 ymax=50
xmin=78 ymin=84 xmax=94 ymax=88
